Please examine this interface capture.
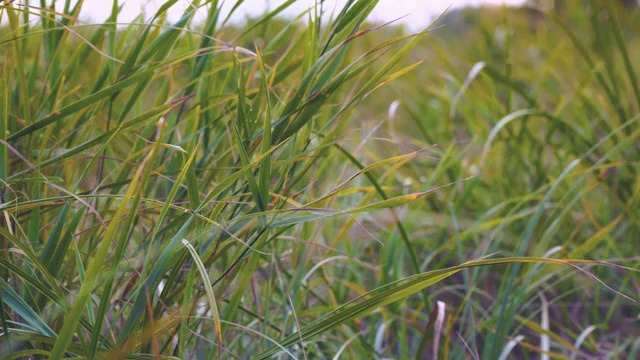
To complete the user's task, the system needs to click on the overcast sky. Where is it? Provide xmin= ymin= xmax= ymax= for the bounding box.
xmin=57 ymin=0 xmax=524 ymax=27
xmin=39 ymin=0 xmax=526 ymax=29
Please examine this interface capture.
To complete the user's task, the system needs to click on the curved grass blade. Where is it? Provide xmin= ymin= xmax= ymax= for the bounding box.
xmin=0 ymin=279 xmax=56 ymax=338
xmin=256 ymin=257 xmax=608 ymax=359
xmin=182 ymin=239 xmax=223 ymax=360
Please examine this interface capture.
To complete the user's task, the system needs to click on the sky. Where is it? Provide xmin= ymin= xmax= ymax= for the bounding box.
xmin=34 ymin=0 xmax=526 ymax=30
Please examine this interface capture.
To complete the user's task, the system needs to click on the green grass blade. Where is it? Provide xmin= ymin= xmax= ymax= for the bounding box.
xmin=256 ymin=257 xmax=598 ymax=359
xmin=49 ymin=118 xmax=166 ymax=359
xmin=0 ymin=279 xmax=56 ymax=338
xmin=182 ymin=239 xmax=223 ymax=360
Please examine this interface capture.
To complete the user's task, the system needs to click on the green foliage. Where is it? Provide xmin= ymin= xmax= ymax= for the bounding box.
xmin=0 ymin=1 xmax=638 ymax=359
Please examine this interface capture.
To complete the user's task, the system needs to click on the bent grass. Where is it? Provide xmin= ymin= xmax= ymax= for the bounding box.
xmin=1 ymin=0 xmax=638 ymax=359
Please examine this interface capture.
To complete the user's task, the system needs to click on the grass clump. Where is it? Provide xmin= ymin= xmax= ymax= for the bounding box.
xmin=0 ymin=0 xmax=638 ymax=359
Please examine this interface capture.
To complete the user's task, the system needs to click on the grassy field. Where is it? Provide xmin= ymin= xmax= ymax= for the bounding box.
xmin=1 ymin=0 xmax=639 ymax=359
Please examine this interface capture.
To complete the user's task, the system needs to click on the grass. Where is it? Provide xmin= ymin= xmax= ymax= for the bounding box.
xmin=0 ymin=0 xmax=638 ymax=359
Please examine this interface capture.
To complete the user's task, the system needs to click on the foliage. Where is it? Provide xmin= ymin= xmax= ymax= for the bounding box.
xmin=0 ymin=0 xmax=638 ymax=359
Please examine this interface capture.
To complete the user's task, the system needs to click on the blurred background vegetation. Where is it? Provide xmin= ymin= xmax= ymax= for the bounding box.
xmin=0 ymin=0 xmax=638 ymax=359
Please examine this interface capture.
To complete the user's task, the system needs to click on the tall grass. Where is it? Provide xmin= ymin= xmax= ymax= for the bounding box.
xmin=397 ymin=2 xmax=640 ymax=358
xmin=0 ymin=0 xmax=638 ymax=359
